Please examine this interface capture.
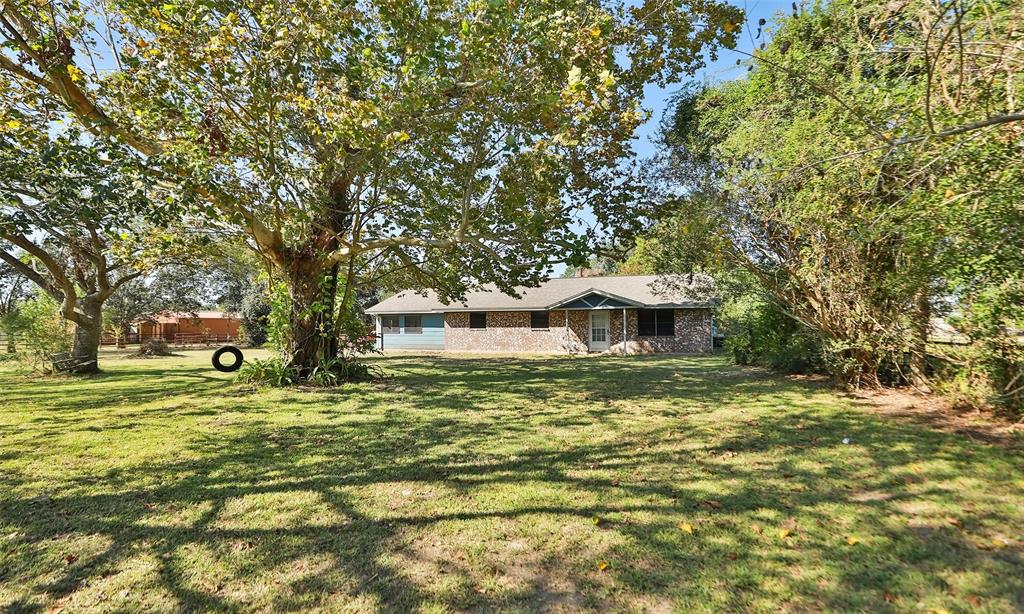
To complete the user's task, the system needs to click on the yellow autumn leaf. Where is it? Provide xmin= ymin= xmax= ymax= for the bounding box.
xmin=599 ymin=69 xmax=616 ymax=89
xmin=677 ymin=522 xmax=693 ymax=534
xmin=778 ymin=528 xmax=792 ymax=539
xmin=723 ymin=22 xmax=737 ymax=33
xmin=4 ymin=119 xmax=22 ymax=130
xmin=589 ymin=24 xmax=602 ymax=38
xmin=846 ymin=535 xmax=860 ymax=545
xmin=597 ymin=561 xmax=609 ymax=571
xmin=944 ymin=189 xmax=955 ymax=200
xmin=66 ymin=65 xmax=84 ymax=82
xmin=592 ymin=516 xmax=603 ymax=526
xmin=567 ymin=65 xmax=583 ymax=88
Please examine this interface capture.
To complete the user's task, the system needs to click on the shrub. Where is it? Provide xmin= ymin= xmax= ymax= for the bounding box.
xmin=307 ymin=356 xmax=383 ymax=386
xmin=235 ymin=357 xmax=297 ymax=387
xmin=1 ymin=309 xmax=28 ymax=354
xmin=929 ymin=280 xmax=1024 ymax=415
xmin=138 ymin=339 xmax=172 ymax=357
xmin=722 ymin=297 xmax=826 ymax=374
xmin=236 ymin=354 xmax=382 ymax=388
xmin=18 ymin=295 xmax=72 ymax=372
xmin=239 ymin=285 xmax=272 ymax=347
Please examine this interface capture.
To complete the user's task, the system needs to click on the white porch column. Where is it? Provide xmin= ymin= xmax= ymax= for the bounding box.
xmin=622 ymin=307 xmax=627 ymax=355
xmin=564 ymin=310 xmax=571 ymax=353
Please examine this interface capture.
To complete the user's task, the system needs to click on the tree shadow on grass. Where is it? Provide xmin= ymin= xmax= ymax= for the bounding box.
xmin=1 ymin=354 xmax=1022 ymax=611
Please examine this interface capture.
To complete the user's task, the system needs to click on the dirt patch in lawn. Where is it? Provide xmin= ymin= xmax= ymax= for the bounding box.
xmin=848 ymin=387 xmax=1024 ymax=448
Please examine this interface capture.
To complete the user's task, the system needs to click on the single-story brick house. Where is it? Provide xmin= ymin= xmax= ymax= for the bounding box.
xmin=365 ymin=275 xmax=714 ymax=354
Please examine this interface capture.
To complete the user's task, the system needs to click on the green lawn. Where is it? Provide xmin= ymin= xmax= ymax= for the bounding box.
xmin=1 ymin=350 xmax=1022 ymax=612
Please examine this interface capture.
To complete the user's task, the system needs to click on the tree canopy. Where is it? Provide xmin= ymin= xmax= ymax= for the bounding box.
xmin=0 ymin=0 xmax=743 ymax=374
xmin=0 ymin=110 xmax=198 ymax=370
xmin=645 ymin=0 xmax=1023 ymax=393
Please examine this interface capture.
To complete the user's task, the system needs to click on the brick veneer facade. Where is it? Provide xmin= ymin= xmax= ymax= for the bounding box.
xmin=443 ymin=308 xmax=712 ymax=354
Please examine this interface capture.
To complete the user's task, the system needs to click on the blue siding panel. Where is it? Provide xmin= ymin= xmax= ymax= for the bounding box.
xmin=382 ymin=313 xmax=445 ymax=349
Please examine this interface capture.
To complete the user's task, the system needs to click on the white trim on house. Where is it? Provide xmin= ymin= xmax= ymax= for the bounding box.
xmin=548 ymin=288 xmax=644 ymax=309
xmin=589 ymin=311 xmax=610 ymax=351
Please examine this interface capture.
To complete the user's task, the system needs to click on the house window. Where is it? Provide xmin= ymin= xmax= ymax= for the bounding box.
xmin=404 ymin=315 xmax=422 ymax=334
xmin=638 ymin=309 xmax=675 ymax=337
xmin=469 ymin=312 xmax=487 ymax=329
xmin=381 ymin=316 xmax=400 ymax=334
xmin=530 ymin=311 xmax=549 ymax=330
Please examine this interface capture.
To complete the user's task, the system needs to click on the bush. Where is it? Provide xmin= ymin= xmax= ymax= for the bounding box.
xmin=235 ymin=357 xmax=297 ymax=387
xmin=18 ymin=295 xmax=72 ymax=372
xmin=1 ymin=309 xmax=28 ymax=354
xmin=138 ymin=339 xmax=172 ymax=356
xmin=236 ymin=355 xmax=382 ymax=388
xmin=239 ymin=285 xmax=272 ymax=347
xmin=927 ymin=280 xmax=1024 ymax=415
xmin=722 ymin=297 xmax=826 ymax=374
xmin=307 ymin=356 xmax=383 ymax=386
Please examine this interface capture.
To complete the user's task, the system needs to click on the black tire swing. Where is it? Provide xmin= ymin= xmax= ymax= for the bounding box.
xmin=212 ymin=345 xmax=244 ymax=372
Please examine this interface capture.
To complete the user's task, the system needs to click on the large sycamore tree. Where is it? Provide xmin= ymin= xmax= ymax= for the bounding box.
xmin=0 ymin=0 xmax=741 ymax=375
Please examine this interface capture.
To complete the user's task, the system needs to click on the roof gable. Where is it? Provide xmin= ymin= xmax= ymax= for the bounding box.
xmin=551 ymin=290 xmax=642 ymax=309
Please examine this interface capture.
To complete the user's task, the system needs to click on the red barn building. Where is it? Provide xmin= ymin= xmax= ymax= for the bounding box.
xmin=137 ymin=311 xmax=240 ymax=344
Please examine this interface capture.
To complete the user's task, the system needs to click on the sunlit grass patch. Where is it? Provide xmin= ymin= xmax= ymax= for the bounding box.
xmin=1 ymin=349 xmax=1022 ymax=612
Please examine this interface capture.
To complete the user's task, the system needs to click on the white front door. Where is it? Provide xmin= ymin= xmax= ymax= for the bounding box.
xmin=589 ymin=311 xmax=609 ymax=352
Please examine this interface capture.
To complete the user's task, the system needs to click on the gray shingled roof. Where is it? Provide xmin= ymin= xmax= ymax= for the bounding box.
xmin=366 ymin=274 xmax=715 ymax=314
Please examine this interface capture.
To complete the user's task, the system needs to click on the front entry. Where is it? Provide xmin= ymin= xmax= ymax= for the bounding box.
xmin=589 ymin=311 xmax=609 ymax=352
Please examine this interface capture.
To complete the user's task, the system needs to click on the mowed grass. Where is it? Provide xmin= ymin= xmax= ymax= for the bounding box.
xmin=1 ymin=350 xmax=1022 ymax=613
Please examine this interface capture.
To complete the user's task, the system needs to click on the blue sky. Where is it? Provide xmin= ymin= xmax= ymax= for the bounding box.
xmin=632 ymin=0 xmax=790 ymax=158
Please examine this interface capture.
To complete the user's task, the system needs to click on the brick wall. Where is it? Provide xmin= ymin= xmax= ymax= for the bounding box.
xmin=608 ymin=308 xmax=712 ymax=354
xmin=444 ymin=310 xmax=587 ymax=353
xmin=444 ymin=308 xmax=712 ymax=354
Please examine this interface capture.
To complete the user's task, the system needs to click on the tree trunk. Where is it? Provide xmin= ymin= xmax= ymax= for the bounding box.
xmin=70 ymin=299 xmax=102 ymax=374
xmin=324 ymin=261 xmax=341 ymax=360
xmin=284 ymin=257 xmax=335 ymax=376
xmin=909 ymin=289 xmax=931 ymax=392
